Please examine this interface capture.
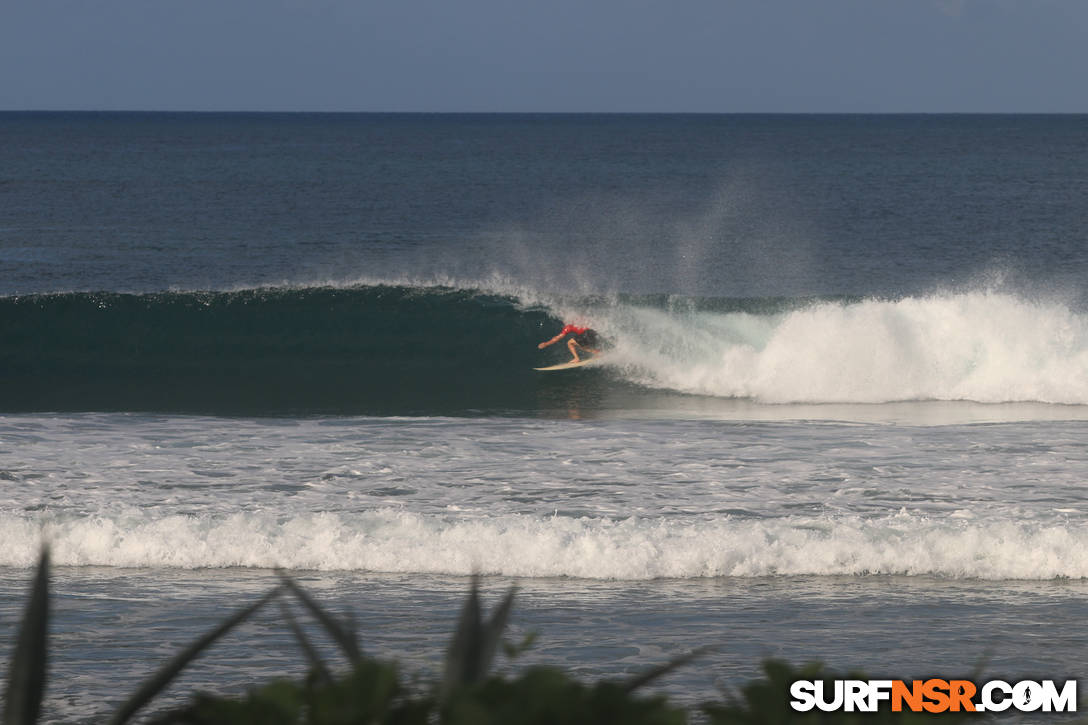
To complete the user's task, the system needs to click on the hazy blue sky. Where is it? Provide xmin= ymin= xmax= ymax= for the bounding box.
xmin=2 ymin=0 xmax=1086 ymax=112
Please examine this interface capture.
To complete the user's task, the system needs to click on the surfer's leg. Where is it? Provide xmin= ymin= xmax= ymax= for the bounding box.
xmin=567 ymin=338 xmax=581 ymax=362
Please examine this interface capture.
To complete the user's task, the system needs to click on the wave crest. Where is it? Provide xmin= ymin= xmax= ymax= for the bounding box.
xmin=4 ymin=285 xmax=1088 ymax=413
xmin=5 ymin=509 xmax=1085 ymax=580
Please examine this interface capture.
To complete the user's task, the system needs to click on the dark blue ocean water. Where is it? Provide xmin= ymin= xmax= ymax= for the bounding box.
xmin=4 ymin=113 xmax=1088 ymax=416
xmin=4 ymin=114 xmax=1088 ymax=722
xmin=4 ymin=112 xmax=1087 ymax=298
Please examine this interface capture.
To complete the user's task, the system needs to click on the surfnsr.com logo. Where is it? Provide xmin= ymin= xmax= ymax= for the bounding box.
xmin=790 ymin=679 xmax=1077 ymax=714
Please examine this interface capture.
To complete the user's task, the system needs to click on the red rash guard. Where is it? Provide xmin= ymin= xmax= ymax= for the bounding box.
xmin=560 ymin=324 xmax=588 ymax=336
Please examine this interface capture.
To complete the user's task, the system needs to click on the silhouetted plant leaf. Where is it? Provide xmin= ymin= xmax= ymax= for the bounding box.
xmin=442 ymin=575 xmax=484 ymax=700
xmin=444 ymin=665 xmax=688 ymax=725
xmin=623 ymin=646 xmax=711 ymax=694
xmin=480 ymin=584 xmax=516 ymax=677
xmin=277 ymin=572 xmax=361 ymax=665
xmin=277 ymin=599 xmax=332 ymax=684
xmin=442 ymin=576 xmax=517 ymax=701
xmin=2 ymin=546 xmax=49 ymax=725
xmin=502 ymin=631 xmax=538 ymax=660
xmin=147 ymin=680 xmax=305 ymax=725
xmin=106 ymin=584 xmax=283 ymax=725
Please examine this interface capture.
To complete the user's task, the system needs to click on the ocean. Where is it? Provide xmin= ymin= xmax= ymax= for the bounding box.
xmin=2 ymin=112 xmax=1088 ymax=721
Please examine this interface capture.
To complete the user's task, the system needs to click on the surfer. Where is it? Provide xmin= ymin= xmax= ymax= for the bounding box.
xmin=538 ymin=323 xmax=602 ymax=363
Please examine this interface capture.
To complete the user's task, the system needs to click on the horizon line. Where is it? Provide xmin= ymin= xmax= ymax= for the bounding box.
xmin=2 ymin=109 xmax=1086 ymax=116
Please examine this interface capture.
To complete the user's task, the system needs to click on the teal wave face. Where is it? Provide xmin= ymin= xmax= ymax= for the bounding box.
xmin=0 ymin=286 xmax=588 ymax=415
xmin=10 ymin=284 xmax=1087 ymax=415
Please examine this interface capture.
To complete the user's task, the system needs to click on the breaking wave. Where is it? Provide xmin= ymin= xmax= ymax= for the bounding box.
xmin=4 ymin=509 xmax=1085 ymax=580
xmin=4 ymin=284 xmax=1087 ymax=414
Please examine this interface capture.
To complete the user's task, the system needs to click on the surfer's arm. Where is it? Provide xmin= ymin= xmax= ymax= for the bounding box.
xmin=538 ymin=332 xmax=566 ymax=349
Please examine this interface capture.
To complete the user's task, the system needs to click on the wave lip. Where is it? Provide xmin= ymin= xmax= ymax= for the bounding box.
xmin=6 ymin=510 xmax=1086 ymax=581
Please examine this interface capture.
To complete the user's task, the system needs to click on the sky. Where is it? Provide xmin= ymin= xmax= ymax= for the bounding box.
xmin=1 ymin=0 xmax=1086 ymax=113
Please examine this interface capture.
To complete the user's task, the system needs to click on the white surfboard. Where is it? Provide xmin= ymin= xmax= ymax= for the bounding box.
xmin=534 ymin=357 xmax=602 ymax=372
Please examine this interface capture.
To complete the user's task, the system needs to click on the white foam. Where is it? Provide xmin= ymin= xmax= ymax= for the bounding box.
xmin=5 ymin=509 xmax=1087 ymax=580
xmin=595 ymin=291 xmax=1088 ymax=405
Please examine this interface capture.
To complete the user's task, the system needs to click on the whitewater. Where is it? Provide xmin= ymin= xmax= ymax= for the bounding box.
xmin=574 ymin=289 xmax=1088 ymax=405
xmin=5 ymin=407 xmax=1088 ymax=579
